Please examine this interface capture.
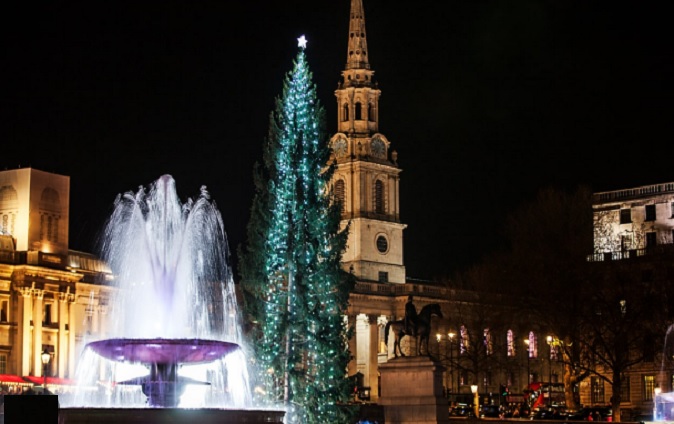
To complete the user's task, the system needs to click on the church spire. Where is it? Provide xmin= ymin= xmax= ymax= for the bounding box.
xmin=346 ymin=0 xmax=369 ymax=70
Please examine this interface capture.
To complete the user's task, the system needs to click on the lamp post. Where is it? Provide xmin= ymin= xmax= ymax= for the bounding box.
xmin=471 ymin=384 xmax=479 ymax=418
xmin=41 ymin=349 xmax=51 ymax=391
xmin=546 ymin=336 xmax=553 ymax=407
xmin=436 ymin=333 xmax=441 ymax=359
xmin=448 ymin=332 xmax=455 ymax=395
xmin=524 ymin=339 xmax=530 ymax=389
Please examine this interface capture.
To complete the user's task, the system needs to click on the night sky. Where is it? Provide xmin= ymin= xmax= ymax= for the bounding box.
xmin=3 ymin=1 xmax=673 ymax=281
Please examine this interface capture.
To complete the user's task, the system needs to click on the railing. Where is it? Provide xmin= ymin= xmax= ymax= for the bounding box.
xmin=587 ymin=243 xmax=674 ymax=262
xmin=594 ymin=182 xmax=674 ymax=203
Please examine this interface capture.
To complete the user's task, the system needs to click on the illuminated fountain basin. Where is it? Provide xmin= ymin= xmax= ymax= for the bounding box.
xmin=60 ymin=176 xmax=283 ymax=422
xmin=87 ymin=338 xmax=239 ymax=407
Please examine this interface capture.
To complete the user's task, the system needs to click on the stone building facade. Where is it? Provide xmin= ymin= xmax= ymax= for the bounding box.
xmin=0 ymin=168 xmax=112 ymax=389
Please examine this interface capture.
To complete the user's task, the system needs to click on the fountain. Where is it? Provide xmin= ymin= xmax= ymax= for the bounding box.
xmin=59 ymin=175 xmax=284 ymax=423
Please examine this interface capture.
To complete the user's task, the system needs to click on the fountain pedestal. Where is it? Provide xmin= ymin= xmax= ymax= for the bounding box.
xmin=378 ymin=356 xmax=449 ymax=424
xmin=59 ymin=408 xmax=285 ymax=424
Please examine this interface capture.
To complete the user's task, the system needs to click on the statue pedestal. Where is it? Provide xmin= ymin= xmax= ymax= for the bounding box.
xmin=379 ymin=356 xmax=449 ymax=424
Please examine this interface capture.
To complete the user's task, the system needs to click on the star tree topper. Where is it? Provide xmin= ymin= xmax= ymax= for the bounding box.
xmin=297 ymin=35 xmax=307 ymax=49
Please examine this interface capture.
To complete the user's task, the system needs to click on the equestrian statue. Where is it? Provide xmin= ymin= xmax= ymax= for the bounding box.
xmin=385 ymin=295 xmax=443 ymax=357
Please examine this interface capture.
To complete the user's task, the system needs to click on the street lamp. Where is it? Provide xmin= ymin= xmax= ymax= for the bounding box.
xmin=471 ymin=384 xmax=479 ymax=418
xmin=41 ymin=349 xmax=51 ymax=391
xmin=436 ymin=333 xmax=441 ymax=359
xmin=448 ymin=332 xmax=455 ymax=395
xmin=546 ymin=336 xmax=553 ymax=406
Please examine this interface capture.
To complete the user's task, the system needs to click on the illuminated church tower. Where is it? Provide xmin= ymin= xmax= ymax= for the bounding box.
xmin=330 ymin=0 xmax=406 ymax=284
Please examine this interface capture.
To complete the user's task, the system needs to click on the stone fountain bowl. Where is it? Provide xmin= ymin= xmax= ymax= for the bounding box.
xmin=87 ymin=338 xmax=240 ymax=364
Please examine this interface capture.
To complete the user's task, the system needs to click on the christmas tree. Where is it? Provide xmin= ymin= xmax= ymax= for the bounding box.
xmin=239 ymin=35 xmax=354 ymax=423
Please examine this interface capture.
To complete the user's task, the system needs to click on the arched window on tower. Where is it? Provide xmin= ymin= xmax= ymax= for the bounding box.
xmin=507 ymin=329 xmax=516 ymax=357
xmin=355 ymin=102 xmax=362 ymax=120
xmin=460 ymin=325 xmax=470 ymax=354
xmin=529 ymin=331 xmax=538 ymax=358
xmin=343 ymin=103 xmax=349 ymax=122
xmin=368 ymin=103 xmax=375 ymax=122
xmin=334 ymin=180 xmax=346 ymax=214
xmin=374 ymin=180 xmax=385 ymax=214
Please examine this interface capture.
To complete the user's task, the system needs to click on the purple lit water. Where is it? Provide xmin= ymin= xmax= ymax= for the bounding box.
xmin=65 ymin=175 xmax=251 ymax=408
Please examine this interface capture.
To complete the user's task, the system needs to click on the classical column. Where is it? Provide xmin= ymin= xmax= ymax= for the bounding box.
xmin=347 ymin=314 xmax=358 ymax=377
xmin=68 ymin=298 xmax=76 ymax=377
xmin=368 ymin=314 xmax=380 ymax=401
xmin=32 ymin=289 xmax=44 ymax=376
xmin=17 ymin=288 xmax=33 ymax=376
xmin=58 ymin=292 xmax=70 ymax=378
xmin=98 ymin=304 xmax=108 ymax=338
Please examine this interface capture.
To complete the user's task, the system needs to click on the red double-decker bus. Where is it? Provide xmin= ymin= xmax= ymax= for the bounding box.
xmin=527 ymin=382 xmax=565 ymax=409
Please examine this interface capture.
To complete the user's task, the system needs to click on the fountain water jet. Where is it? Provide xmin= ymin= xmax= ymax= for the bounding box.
xmin=60 ymin=175 xmax=283 ymax=422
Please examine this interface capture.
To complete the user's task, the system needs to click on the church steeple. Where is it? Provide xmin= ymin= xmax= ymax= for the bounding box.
xmin=346 ymin=0 xmax=370 ymax=70
xmin=329 ymin=0 xmax=406 ymax=286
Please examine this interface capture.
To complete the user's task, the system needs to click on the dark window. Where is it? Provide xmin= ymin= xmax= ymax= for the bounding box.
xmin=368 ymin=103 xmax=375 ymax=122
xmin=646 ymin=232 xmax=657 ymax=248
xmin=355 ymin=102 xmax=362 ymax=120
xmin=620 ymin=209 xmax=632 ymax=224
xmin=621 ymin=377 xmax=631 ymax=402
xmin=343 ymin=103 xmax=349 ymax=122
xmin=642 ymin=269 xmax=654 ymax=282
xmin=378 ymin=271 xmax=388 ymax=283
xmin=376 ymin=235 xmax=388 ymax=253
xmin=374 ymin=180 xmax=385 ymax=214
xmin=334 ymin=180 xmax=345 ymax=214
xmin=645 ymin=204 xmax=656 ymax=221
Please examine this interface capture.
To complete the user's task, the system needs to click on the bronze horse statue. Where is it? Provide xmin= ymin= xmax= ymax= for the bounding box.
xmin=384 ymin=303 xmax=443 ymax=357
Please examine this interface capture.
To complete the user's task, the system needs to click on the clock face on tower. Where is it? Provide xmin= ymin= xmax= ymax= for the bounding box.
xmin=332 ymin=138 xmax=348 ymax=157
xmin=371 ymin=137 xmax=385 ymax=158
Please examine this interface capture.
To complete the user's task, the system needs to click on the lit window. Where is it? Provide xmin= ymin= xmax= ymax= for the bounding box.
xmin=529 ymin=331 xmax=538 ymax=358
xmin=643 ymin=375 xmax=655 ymax=401
xmin=0 ymin=354 xmax=6 ymax=374
xmin=460 ymin=325 xmax=470 ymax=354
xmin=484 ymin=328 xmax=493 ymax=355
xmin=507 ymin=330 xmax=515 ymax=357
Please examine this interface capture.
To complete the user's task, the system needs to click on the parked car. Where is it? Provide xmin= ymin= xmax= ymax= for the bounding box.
xmin=566 ymin=406 xmax=613 ymax=421
xmin=532 ymin=406 xmax=568 ymax=420
xmin=481 ymin=404 xmax=502 ymax=418
xmin=449 ymin=404 xmax=475 ymax=417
